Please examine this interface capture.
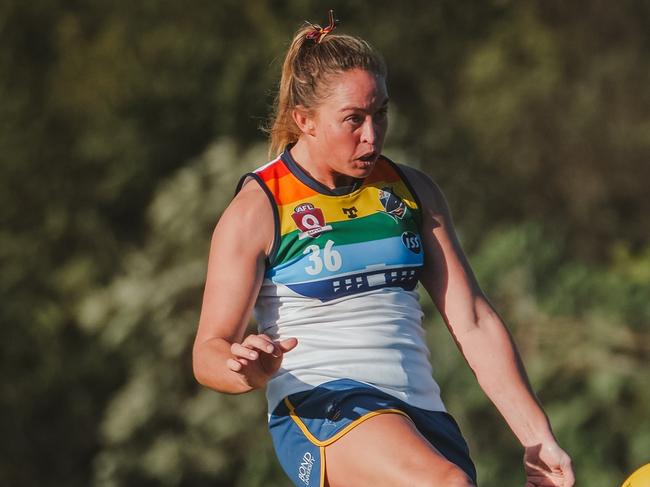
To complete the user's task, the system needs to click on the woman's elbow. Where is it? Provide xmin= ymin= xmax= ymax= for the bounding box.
xmin=192 ymin=342 xmax=212 ymax=387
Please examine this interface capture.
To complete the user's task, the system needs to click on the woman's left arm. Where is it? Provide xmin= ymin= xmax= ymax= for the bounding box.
xmin=402 ymin=166 xmax=574 ymax=487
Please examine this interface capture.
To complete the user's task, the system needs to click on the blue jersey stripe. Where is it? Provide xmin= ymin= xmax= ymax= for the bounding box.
xmin=284 ymin=265 xmax=420 ymax=301
xmin=268 ymin=236 xmax=423 ymax=285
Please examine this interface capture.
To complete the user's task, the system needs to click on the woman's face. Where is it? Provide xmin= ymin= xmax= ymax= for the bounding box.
xmin=307 ymin=69 xmax=389 ymax=182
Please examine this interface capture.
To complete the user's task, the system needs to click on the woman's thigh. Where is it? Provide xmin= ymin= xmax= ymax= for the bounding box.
xmin=324 ymin=412 xmax=475 ymax=487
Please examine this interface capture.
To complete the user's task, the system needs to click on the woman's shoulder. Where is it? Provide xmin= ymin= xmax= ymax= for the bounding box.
xmin=379 ymin=158 xmax=445 ymax=212
xmin=378 ymin=156 xmax=434 ymax=185
xmin=228 ymin=176 xmax=274 ymax=221
xmin=208 ymin=178 xmax=275 ymax=259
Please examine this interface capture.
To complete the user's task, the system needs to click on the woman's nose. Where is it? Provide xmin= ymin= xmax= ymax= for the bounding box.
xmin=360 ymin=117 xmax=377 ymax=145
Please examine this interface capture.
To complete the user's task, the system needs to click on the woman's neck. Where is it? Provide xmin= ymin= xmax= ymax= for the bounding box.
xmin=289 ymin=139 xmax=357 ymax=190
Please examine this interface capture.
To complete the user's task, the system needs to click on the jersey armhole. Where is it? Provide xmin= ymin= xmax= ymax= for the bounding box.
xmin=382 ymin=158 xmax=424 ymax=233
xmin=235 ymin=172 xmax=281 ymax=267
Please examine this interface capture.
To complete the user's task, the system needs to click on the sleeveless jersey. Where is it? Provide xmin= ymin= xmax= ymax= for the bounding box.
xmin=239 ymin=148 xmax=446 ymax=414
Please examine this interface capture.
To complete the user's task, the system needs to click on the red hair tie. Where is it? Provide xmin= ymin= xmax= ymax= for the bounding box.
xmin=305 ymin=10 xmax=339 ymax=44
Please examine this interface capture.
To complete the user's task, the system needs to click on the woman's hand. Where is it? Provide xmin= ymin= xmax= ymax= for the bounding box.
xmin=524 ymin=442 xmax=575 ymax=487
xmin=226 ymin=334 xmax=298 ymax=390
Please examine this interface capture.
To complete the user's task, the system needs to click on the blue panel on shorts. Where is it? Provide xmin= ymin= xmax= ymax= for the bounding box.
xmin=269 ymin=402 xmax=323 ymax=487
xmin=269 ymin=379 xmax=477 ymax=487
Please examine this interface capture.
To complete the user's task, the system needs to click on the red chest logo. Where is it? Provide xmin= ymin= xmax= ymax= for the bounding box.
xmin=292 ymin=203 xmax=333 ymax=239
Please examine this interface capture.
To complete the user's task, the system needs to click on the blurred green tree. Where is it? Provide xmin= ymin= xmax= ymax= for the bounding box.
xmin=1 ymin=0 xmax=648 ymax=486
xmin=78 ymin=141 xmax=289 ymax=486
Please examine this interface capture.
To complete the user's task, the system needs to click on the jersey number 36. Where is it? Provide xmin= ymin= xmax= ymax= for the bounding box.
xmin=303 ymin=240 xmax=342 ymax=275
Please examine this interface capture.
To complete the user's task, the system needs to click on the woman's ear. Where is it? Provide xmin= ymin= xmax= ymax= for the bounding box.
xmin=292 ymin=105 xmax=316 ymax=136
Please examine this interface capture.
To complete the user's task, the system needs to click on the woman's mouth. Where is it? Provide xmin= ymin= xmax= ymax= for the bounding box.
xmin=356 ymin=151 xmax=378 ymax=167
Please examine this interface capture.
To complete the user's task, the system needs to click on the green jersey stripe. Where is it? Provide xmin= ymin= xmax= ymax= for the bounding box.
xmin=274 ymin=210 xmax=421 ymax=265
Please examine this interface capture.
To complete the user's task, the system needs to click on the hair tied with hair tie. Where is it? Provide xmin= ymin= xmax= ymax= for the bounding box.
xmin=305 ymin=10 xmax=340 ymax=44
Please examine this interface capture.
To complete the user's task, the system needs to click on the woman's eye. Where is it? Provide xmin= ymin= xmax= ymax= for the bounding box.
xmin=346 ymin=115 xmax=363 ymax=124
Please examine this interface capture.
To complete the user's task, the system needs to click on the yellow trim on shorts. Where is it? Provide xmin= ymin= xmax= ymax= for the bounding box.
xmin=283 ymin=396 xmax=411 ymax=448
xmin=319 ymin=446 xmax=326 ymax=487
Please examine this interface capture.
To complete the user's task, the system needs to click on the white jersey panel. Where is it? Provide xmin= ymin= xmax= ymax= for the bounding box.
xmin=256 ymin=285 xmax=446 ymax=413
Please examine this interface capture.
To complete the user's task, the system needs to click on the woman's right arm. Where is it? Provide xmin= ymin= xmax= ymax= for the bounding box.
xmin=192 ymin=180 xmax=297 ymax=394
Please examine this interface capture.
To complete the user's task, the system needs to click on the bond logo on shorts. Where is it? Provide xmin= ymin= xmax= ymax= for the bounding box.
xmin=292 ymin=203 xmax=333 ymax=240
xmin=401 ymin=231 xmax=422 ymax=254
xmin=379 ymin=186 xmax=408 ymax=221
xmin=298 ymin=451 xmax=315 ymax=484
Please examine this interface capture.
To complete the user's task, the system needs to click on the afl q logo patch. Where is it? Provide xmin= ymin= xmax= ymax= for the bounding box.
xmin=292 ymin=203 xmax=333 ymax=240
xmin=401 ymin=231 xmax=422 ymax=254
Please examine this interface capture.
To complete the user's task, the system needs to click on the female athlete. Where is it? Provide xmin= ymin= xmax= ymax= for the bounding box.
xmin=193 ymin=12 xmax=575 ymax=487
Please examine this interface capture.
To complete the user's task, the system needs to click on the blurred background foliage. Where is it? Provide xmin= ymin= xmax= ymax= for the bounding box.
xmin=0 ymin=0 xmax=648 ymax=486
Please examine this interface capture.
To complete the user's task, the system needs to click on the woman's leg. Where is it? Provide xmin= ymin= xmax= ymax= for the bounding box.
xmin=324 ymin=413 xmax=475 ymax=487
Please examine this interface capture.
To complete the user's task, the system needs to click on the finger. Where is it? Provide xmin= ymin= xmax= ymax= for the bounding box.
xmin=231 ymin=343 xmax=260 ymax=360
xmin=560 ymin=457 xmax=575 ymax=486
xmin=525 ymin=475 xmax=565 ymax=487
xmin=267 ymin=337 xmax=298 ymax=358
xmin=561 ymin=465 xmax=575 ymax=487
xmin=525 ymin=471 xmax=557 ymax=486
xmin=279 ymin=337 xmax=298 ymax=353
xmin=226 ymin=358 xmax=242 ymax=372
xmin=526 ymin=459 xmax=574 ymax=487
xmin=241 ymin=334 xmax=276 ymax=354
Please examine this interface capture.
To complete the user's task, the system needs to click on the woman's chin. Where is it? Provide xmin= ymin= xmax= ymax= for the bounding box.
xmin=353 ymin=160 xmax=376 ymax=175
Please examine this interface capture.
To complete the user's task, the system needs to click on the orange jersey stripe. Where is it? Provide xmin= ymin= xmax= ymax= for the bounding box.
xmin=258 ymin=156 xmax=402 ymax=207
xmin=257 ymin=158 xmax=291 ymax=181
xmin=267 ymin=172 xmax=318 ymax=206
